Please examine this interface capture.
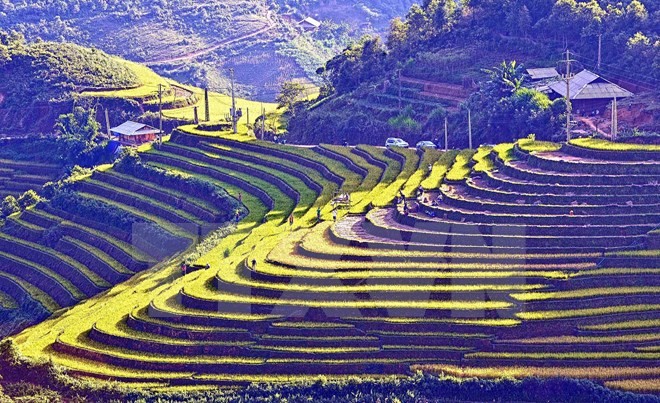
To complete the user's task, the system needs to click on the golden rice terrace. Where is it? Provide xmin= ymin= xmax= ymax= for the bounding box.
xmin=4 ymin=133 xmax=660 ymax=393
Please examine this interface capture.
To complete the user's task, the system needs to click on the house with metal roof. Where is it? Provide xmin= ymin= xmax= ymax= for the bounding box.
xmin=110 ymin=121 xmax=161 ymax=145
xmin=526 ymin=68 xmax=560 ymax=81
xmin=299 ymin=17 xmax=321 ymax=31
xmin=533 ymin=69 xmax=634 ymax=113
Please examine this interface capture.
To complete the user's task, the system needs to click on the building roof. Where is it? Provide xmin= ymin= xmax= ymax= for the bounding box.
xmin=110 ymin=121 xmax=162 ymax=137
xmin=526 ymin=68 xmax=559 ymax=80
xmin=543 ymin=70 xmax=634 ymax=100
xmin=299 ymin=17 xmax=321 ymax=28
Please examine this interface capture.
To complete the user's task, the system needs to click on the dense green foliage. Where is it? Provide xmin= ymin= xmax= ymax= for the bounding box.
xmin=0 ymin=31 xmax=139 ymax=107
xmin=54 ymin=106 xmax=116 ymax=167
xmin=288 ymin=0 xmax=659 ymax=145
xmin=465 ymin=61 xmax=567 ymax=144
xmin=50 ymin=190 xmax=139 ymax=232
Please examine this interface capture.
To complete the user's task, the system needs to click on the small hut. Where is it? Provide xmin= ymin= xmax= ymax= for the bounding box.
xmin=299 ymin=17 xmax=321 ymax=31
xmin=110 ymin=121 xmax=162 ymax=145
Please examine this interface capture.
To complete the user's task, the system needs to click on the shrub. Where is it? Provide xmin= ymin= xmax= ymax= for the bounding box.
xmin=0 ymin=196 xmax=20 ymax=218
xmin=50 ymin=190 xmax=138 ymax=232
xmin=17 ymin=190 xmax=40 ymax=209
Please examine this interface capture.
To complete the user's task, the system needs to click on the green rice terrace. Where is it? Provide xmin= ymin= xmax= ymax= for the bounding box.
xmin=2 ymin=133 xmax=660 ymax=394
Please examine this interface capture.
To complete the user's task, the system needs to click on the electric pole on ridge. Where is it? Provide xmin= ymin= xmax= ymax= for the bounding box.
xmin=562 ymin=49 xmax=575 ymax=142
xmin=467 ymin=108 xmax=472 ymax=149
xmin=444 ymin=116 xmax=448 ymax=151
xmin=230 ymin=68 xmax=238 ymax=134
xmin=611 ymin=97 xmax=618 ymax=140
xmin=158 ymin=83 xmax=164 ymax=146
xmin=597 ymin=34 xmax=602 ymax=71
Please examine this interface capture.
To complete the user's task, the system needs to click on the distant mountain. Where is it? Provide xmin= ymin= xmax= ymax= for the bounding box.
xmin=0 ymin=0 xmax=416 ymax=101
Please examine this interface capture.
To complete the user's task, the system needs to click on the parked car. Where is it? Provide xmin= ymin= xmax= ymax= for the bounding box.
xmin=416 ymin=140 xmax=436 ymax=150
xmin=385 ymin=137 xmax=409 ymax=148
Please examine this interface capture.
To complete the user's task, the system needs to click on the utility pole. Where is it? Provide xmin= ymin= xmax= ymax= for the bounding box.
xmin=597 ymin=34 xmax=602 ymax=71
xmin=563 ymin=49 xmax=574 ymax=142
xmin=444 ymin=116 xmax=448 ymax=151
xmin=246 ymin=108 xmax=250 ymax=133
xmin=611 ymin=97 xmax=618 ymax=140
xmin=158 ymin=84 xmax=164 ymax=145
xmin=467 ymin=108 xmax=472 ymax=149
xmin=105 ymin=108 xmax=111 ymax=138
xmin=193 ymin=106 xmax=199 ymax=124
xmin=204 ymin=88 xmax=210 ymax=121
xmin=398 ymin=69 xmax=402 ymax=110
xmin=261 ymin=104 xmax=266 ymax=141
xmin=230 ymin=68 xmax=237 ymax=134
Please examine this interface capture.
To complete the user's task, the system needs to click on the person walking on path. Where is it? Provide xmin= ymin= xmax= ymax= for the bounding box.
xmin=288 ymin=213 xmax=294 ymax=227
xmin=332 ymin=208 xmax=337 ymax=222
xmin=316 ymin=207 xmax=322 ymax=222
xmin=238 ymin=192 xmax=242 ymax=202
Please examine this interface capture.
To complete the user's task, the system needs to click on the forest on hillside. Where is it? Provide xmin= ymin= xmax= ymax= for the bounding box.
xmin=287 ymin=0 xmax=660 ymax=146
xmin=0 ymin=0 xmax=415 ymax=100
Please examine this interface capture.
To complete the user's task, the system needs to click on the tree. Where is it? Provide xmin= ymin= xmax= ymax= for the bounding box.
xmin=54 ymin=106 xmax=104 ymax=166
xmin=276 ymin=81 xmax=306 ymax=116
xmin=424 ymin=106 xmax=448 ymax=133
xmin=388 ymin=105 xmax=421 ymax=138
xmin=482 ymin=60 xmax=525 ymax=98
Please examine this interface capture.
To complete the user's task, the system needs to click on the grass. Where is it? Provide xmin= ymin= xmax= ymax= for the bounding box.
xmin=0 ymin=250 xmax=85 ymax=300
xmin=517 ymin=138 xmax=561 ymax=153
xmin=510 ymin=287 xmax=660 ymax=302
xmin=8 ymin=132 xmax=660 ymax=391
xmin=415 ymin=364 xmax=660 ymax=380
xmin=502 ymin=333 xmax=660 ymax=344
xmin=0 ymin=272 xmax=59 ymax=312
xmin=420 ymin=150 xmax=459 ymax=190
xmin=517 ymin=304 xmax=660 ymax=320
xmin=466 ymin=351 xmax=660 ymax=360
xmin=371 ymin=147 xmax=417 ymax=207
xmin=493 ymin=143 xmax=515 ymax=162
xmin=570 ymin=138 xmax=660 ymax=152
xmin=0 ymin=232 xmax=111 ymax=288
xmin=403 ymin=149 xmax=443 ymax=196
xmin=605 ymin=379 xmax=660 ymax=393
xmin=0 ymin=290 xmax=17 ymax=309
xmin=445 ymin=150 xmax=477 ymax=181
xmin=472 ymin=146 xmax=494 ymax=172
xmin=580 ymin=319 xmax=660 ymax=331
xmin=30 ymin=208 xmax=152 ymax=263
xmin=320 ymin=145 xmax=383 ymax=214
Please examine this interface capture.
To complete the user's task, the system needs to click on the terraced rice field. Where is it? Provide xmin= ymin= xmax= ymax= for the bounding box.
xmin=0 ymin=159 xmax=62 ymax=199
xmin=0 ymin=153 xmax=241 ymax=336
xmin=6 ymin=133 xmax=660 ymax=392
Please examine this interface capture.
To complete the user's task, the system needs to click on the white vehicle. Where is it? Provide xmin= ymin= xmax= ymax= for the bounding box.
xmin=385 ymin=137 xmax=409 ymax=148
xmin=416 ymin=140 xmax=436 ymax=149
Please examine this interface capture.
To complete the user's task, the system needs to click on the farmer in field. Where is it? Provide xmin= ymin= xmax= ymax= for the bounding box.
xmin=332 ymin=208 xmax=337 ymax=222
xmin=317 ymin=207 xmax=321 ymax=222
xmin=288 ymin=213 xmax=294 ymax=227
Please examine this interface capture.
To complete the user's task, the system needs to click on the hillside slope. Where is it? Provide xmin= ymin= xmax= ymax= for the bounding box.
xmin=0 ymin=36 xmax=278 ymax=136
xmin=0 ymin=0 xmax=416 ymax=100
xmin=287 ymin=0 xmax=660 ymax=146
xmin=7 ymin=134 xmax=660 ymax=395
